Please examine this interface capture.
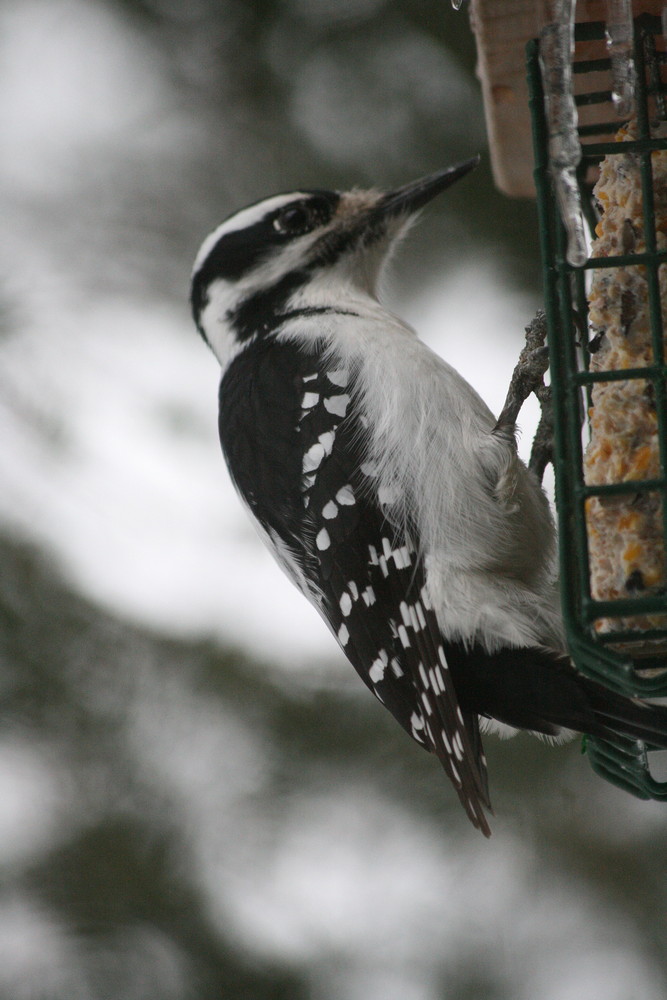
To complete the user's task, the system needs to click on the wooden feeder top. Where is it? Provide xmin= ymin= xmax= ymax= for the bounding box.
xmin=470 ymin=0 xmax=665 ymax=197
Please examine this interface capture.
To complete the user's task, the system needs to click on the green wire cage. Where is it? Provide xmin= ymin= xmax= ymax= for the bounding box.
xmin=528 ymin=13 xmax=667 ymax=799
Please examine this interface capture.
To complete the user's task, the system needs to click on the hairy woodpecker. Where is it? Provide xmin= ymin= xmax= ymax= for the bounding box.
xmin=191 ymin=160 xmax=667 ymax=835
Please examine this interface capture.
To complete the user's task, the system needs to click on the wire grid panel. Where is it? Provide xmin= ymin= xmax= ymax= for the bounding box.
xmin=528 ymin=16 xmax=667 ymax=798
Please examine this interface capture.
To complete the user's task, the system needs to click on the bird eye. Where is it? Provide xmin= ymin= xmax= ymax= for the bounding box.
xmin=273 ymin=202 xmax=315 ymax=236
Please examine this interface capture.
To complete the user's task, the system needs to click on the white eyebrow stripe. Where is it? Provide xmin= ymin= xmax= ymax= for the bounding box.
xmin=192 ymin=193 xmax=310 ymax=274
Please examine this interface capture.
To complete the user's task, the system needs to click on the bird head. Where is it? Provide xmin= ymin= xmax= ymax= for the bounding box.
xmin=191 ymin=157 xmax=479 ymax=364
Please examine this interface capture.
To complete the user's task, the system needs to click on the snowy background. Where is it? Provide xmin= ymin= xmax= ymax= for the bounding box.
xmin=1 ymin=2 xmax=666 ymax=999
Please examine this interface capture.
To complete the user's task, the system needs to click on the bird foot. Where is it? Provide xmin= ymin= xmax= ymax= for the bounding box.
xmin=495 ymin=311 xmax=554 ymax=482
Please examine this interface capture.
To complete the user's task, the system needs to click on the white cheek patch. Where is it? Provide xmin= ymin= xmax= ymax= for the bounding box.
xmin=198 ymin=279 xmax=251 ymax=366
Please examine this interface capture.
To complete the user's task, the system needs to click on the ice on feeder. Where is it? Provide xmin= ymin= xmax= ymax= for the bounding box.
xmin=539 ymin=0 xmax=588 ymax=266
xmin=605 ymin=0 xmax=636 ymax=117
xmin=554 ymin=166 xmax=588 ymax=267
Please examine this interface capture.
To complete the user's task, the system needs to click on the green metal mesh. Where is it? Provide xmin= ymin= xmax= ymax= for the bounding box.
xmin=528 ymin=14 xmax=667 ymax=798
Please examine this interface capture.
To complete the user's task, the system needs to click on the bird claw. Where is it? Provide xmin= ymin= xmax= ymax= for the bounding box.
xmin=494 ymin=312 xmax=554 ymax=481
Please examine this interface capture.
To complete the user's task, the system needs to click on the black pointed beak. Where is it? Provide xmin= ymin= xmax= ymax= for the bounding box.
xmin=376 ymin=156 xmax=480 ymax=218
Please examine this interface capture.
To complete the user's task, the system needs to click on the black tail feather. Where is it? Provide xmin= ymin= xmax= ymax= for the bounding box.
xmin=578 ymin=676 xmax=667 ymax=749
xmin=445 ymin=641 xmax=667 ymax=747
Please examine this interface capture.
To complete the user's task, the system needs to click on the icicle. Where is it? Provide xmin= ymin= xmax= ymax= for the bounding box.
xmin=450 ymin=0 xmax=464 ymax=8
xmin=605 ymin=0 xmax=635 ymax=117
xmin=553 ymin=166 xmax=588 ymax=268
xmin=539 ymin=0 xmax=588 ymax=267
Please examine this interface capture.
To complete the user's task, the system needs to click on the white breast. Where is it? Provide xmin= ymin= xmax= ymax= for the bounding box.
xmin=285 ymin=299 xmax=563 ymax=653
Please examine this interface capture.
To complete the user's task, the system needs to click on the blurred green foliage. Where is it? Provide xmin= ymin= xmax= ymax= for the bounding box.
xmin=2 ymin=528 xmax=667 ymax=997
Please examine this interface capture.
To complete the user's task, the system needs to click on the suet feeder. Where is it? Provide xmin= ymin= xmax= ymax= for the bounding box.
xmin=469 ymin=1 xmax=667 ymax=799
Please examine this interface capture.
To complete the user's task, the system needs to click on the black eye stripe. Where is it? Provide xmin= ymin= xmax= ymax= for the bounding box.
xmin=273 ymin=203 xmax=311 ymax=235
xmin=191 ymin=190 xmax=340 ymax=328
xmin=272 ymin=196 xmax=337 ymax=237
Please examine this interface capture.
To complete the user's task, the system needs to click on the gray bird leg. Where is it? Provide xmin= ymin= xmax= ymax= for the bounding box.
xmin=495 ymin=310 xmax=553 ymax=483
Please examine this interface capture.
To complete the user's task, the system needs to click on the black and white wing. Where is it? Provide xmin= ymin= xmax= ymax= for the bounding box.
xmin=219 ymin=337 xmax=492 ymax=835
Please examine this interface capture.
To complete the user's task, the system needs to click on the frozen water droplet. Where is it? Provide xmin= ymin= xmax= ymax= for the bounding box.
xmin=605 ymin=0 xmax=635 ymax=117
